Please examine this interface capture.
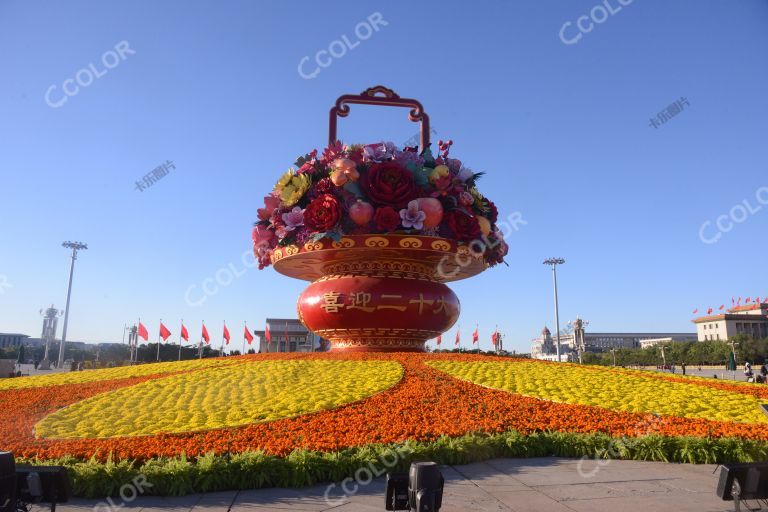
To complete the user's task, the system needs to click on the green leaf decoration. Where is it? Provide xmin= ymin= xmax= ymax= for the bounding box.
xmin=309 ymin=231 xmax=342 ymax=243
xmin=343 ymin=181 xmax=363 ymax=199
xmin=421 ymin=147 xmax=435 ymax=166
xmin=406 ymin=163 xmax=429 ymax=187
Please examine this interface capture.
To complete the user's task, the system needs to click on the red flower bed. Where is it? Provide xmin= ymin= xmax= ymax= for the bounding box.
xmin=1 ymin=353 xmax=766 ymax=461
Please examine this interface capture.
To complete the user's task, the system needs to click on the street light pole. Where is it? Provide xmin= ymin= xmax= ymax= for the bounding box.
xmin=58 ymin=241 xmax=88 ymax=369
xmin=543 ymin=258 xmax=565 ymax=362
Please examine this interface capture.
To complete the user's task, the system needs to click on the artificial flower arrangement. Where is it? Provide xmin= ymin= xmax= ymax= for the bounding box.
xmin=252 ymin=140 xmax=508 ymax=269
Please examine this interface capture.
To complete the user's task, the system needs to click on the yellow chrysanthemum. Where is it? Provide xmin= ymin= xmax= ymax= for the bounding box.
xmin=428 ymin=165 xmax=450 ymax=184
xmin=273 ymin=169 xmax=311 ymax=207
xmin=428 ymin=360 xmax=767 ymax=424
xmin=36 ymin=360 xmax=403 ymax=438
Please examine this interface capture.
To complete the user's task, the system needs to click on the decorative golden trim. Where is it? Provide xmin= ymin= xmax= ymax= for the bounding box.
xmin=315 ymin=328 xmax=439 ymax=338
xmin=331 ymin=338 xmax=427 ymax=349
xmin=364 ymin=236 xmax=390 ymax=248
xmin=430 ymin=239 xmax=451 ymax=251
xmin=305 ymin=241 xmax=324 ymax=251
xmin=321 ymin=260 xmax=436 ymax=280
xmin=285 ymin=245 xmax=299 ymax=256
xmin=399 ymin=237 xmax=423 ymax=248
xmin=331 ymin=237 xmax=355 ymax=249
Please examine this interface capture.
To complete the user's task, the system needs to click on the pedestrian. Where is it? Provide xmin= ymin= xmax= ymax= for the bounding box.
xmin=760 ymin=363 xmax=767 ymax=378
xmin=681 ymin=362 xmax=686 ymax=376
xmin=744 ymin=362 xmax=753 ymax=381
xmin=33 ymin=360 xmax=39 ymax=370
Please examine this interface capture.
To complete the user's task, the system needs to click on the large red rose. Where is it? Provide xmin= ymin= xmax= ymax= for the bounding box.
xmin=374 ymin=206 xmax=401 ymax=232
xmin=304 ymin=194 xmax=341 ymax=231
xmin=446 ymin=210 xmax=481 ymax=242
xmin=361 ymin=161 xmax=417 ymax=209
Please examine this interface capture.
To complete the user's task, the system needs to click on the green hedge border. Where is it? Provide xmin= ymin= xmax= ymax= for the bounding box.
xmin=17 ymin=430 xmax=768 ymax=497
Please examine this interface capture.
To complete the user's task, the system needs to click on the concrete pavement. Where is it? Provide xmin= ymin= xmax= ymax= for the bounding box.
xmin=29 ymin=457 xmax=734 ymax=512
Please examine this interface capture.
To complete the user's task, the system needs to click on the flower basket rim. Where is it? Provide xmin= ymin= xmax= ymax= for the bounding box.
xmin=271 ymin=233 xmax=487 ymax=282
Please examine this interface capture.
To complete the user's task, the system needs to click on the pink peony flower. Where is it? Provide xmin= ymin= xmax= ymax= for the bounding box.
xmin=281 ymin=206 xmax=305 ymax=231
xmin=257 ymin=195 xmax=281 ymax=221
xmin=399 ymin=200 xmax=427 ymax=230
xmin=363 ymin=142 xmax=397 ymax=162
xmin=252 ymin=224 xmax=275 ymax=245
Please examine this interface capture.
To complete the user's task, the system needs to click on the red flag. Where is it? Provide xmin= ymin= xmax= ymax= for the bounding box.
xmin=159 ymin=322 xmax=171 ymax=341
xmin=265 ymin=322 xmax=271 ymax=344
xmin=436 ymin=334 xmax=442 ymax=346
xmin=746 ymin=297 xmax=752 ymax=303
xmin=454 ymin=329 xmax=460 ymax=346
xmin=223 ymin=323 xmax=231 ymax=345
xmin=732 ymin=297 xmax=735 ymax=305
xmin=472 ymin=326 xmax=479 ymax=344
xmin=492 ymin=329 xmax=500 ymax=346
xmin=692 ymin=308 xmax=698 ymax=314
xmin=138 ymin=322 xmax=149 ymax=341
xmin=202 ymin=323 xmax=210 ymax=343
xmin=707 ymin=307 xmax=713 ymax=314
xmin=244 ymin=326 xmax=254 ymax=345
xmin=180 ymin=323 xmax=189 ymax=341
xmin=718 ymin=305 xmax=724 ymax=310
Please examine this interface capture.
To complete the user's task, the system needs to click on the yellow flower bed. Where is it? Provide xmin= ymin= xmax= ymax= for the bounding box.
xmin=0 ymin=359 xmax=237 ymax=391
xmin=427 ymin=360 xmax=767 ymax=424
xmin=36 ymin=359 xmax=403 ymax=438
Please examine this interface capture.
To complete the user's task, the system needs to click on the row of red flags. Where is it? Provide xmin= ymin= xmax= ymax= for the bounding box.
xmin=435 ymin=326 xmax=501 ymax=347
xmin=136 ymin=321 xmax=253 ymax=345
xmin=693 ymin=296 xmax=765 ymax=315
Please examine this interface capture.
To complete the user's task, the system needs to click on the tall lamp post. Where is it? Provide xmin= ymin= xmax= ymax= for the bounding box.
xmin=58 ymin=241 xmax=88 ymax=369
xmin=543 ymin=258 xmax=565 ymax=362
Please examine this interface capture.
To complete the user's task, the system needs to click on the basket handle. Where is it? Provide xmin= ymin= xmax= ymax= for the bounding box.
xmin=328 ymin=86 xmax=431 ymax=150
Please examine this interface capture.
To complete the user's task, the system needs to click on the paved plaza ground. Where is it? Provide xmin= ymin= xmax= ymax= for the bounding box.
xmin=29 ymin=457 xmax=735 ymax=512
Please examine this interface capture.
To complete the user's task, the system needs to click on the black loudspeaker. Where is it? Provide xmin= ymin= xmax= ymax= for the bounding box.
xmin=15 ymin=464 xmax=72 ymax=505
xmin=0 ymin=452 xmax=16 ymax=512
xmin=385 ymin=472 xmax=410 ymax=510
xmin=716 ymin=462 xmax=768 ymax=501
xmin=408 ymin=462 xmax=443 ymax=512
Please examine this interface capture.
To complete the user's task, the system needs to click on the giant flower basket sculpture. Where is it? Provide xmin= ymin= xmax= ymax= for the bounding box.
xmin=253 ymin=86 xmax=507 ymax=352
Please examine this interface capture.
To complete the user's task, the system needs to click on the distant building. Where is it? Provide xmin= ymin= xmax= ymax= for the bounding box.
xmin=692 ymin=303 xmax=768 ymax=341
xmin=253 ymin=319 xmax=328 ymax=353
xmin=0 ymin=333 xmax=29 ymax=348
xmin=638 ymin=337 xmax=691 ymax=349
xmin=531 ymin=326 xmax=697 ymax=361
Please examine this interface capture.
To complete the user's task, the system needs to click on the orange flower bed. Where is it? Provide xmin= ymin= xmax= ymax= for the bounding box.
xmin=1 ymin=352 xmax=766 ymax=461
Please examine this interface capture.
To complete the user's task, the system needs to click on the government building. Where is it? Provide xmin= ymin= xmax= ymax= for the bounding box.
xmin=531 ymin=326 xmax=697 ymax=361
xmin=692 ymin=303 xmax=768 ymax=341
xmin=253 ymin=318 xmax=328 ymax=353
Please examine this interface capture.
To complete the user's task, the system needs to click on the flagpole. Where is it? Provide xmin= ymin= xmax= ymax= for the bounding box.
xmin=178 ymin=319 xmax=183 ymax=361
xmin=199 ymin=321 xmax=203 ymax=359
xmin=242 ymin=321 xmax=246 ymax=355
xmin=221 ymin=321 xmax=225 ymax=356
xmin=134 ymin=318 xmax=138 ymax=364
xmin=157 ymin=319 xmax=162 ymax=362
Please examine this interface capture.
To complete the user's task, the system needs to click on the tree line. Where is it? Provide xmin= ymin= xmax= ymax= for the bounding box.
xmin=581 ymin=335 xmax=767 ymax=367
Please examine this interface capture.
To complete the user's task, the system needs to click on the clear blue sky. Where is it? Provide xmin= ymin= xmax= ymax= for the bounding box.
xmin=1 ymin=0 xmax=767 ymax=352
